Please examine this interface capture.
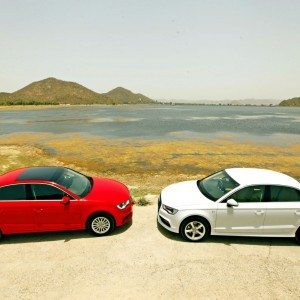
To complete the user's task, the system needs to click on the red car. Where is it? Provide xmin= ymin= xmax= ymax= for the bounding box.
xmin=0 ymin=166 xmax=132 ymax=238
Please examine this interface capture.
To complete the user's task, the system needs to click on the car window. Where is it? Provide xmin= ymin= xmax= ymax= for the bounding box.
xmin=55 ymin=168 xmax=91 ymax=197
xmin=269 ymin=186 xmax=300 ymax=202
xmin=31 ymin=184 xmax=64 ymax=200
xmin=0 ymin=184 xmax=27 ymax=200
xmin=230 ymin=186 xmax=265 ymax=203
xmin=198 ymin=170 xmax=239 ymax=201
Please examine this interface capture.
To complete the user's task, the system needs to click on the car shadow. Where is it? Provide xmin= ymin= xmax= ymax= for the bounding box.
xmin=1 ymin=220 xmax=132 ymax=244
xmin=157 ymin=221 xmax=298 ymax=246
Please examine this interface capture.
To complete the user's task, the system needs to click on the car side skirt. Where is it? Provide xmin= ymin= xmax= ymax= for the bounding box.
xmin=210 ymin=232 xmax=295 ymax=238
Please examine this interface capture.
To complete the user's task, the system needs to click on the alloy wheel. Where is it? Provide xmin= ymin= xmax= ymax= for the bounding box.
xmin=184 ymin=221 xmax=206 ymax=241
xmin=91 ymin=216 xmax=111 ymax=234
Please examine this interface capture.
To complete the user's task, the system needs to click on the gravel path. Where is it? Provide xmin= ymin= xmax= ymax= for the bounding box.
xmin=0 ymin=205 xmax=299 ymax=299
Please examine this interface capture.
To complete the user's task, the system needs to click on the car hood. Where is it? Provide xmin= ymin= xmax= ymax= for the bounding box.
xmin=161 ymin=180 xmax=216 ymax=209
xmin=85 ymin=177 xmax=130 ymax=205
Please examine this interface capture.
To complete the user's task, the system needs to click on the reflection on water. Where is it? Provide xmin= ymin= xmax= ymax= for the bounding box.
xmin=0 ymin=105 xmax=299 ymax=145
xmin=89 ymin=117 xmax=144 ymax=123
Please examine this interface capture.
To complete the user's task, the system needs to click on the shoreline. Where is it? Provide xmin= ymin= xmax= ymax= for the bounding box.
xmin=1 ymin=133 xmax=299 ymax=198
xmin=1 ymin=104 xmax=298 ymax=111
xmin=0 ymin=104 xmax=121 ymax=111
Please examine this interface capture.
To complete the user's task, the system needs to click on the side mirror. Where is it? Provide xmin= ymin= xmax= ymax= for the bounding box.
xmin=61 ymin=195 xmax=70 ymax=205
xmin=227 ymin=199 xmax=238 ymax=207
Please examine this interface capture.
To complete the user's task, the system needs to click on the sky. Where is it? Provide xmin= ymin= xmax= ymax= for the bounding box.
xmin=0 ymin=0 xmax=299 ymax=101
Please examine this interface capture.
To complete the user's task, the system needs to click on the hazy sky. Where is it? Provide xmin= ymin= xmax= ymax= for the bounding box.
xmin=1 ymin=0 xmax=299 ymax=100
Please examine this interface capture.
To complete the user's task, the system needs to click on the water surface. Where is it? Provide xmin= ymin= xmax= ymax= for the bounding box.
xmin=0 ymin=105 xmax=299 ymax=145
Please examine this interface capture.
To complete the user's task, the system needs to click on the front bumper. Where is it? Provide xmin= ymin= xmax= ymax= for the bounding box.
xmin=157 ymin=201 xmax=180 ymax=233
xmin=115 ymin=203 xmax=133 ymax=227
xmin=121 ymin=211 xmax=132 ymax=225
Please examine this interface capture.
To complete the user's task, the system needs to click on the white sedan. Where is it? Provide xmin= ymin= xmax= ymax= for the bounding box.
xmin=158 ymin=168 xmax=300 ymax=242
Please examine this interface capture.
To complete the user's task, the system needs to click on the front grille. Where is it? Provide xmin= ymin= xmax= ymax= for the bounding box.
xmin=159 ymin=216 xmax=171 ymax=227
xmin=158 ymin=194 xmax=162 ymax=211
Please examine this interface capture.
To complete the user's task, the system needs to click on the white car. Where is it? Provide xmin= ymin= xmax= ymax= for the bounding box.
xmin=158 ymin=168 xmax=300 ymax=242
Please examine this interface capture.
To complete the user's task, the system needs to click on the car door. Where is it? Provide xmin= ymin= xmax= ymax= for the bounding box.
xmin=30 ymin=184 xmax=83 ymax=232
xmin=215 ymin=185 xmax=267 ymax=234
xmin=0 ymin=184 xmax=36 ymax=234
xmin=263 ymin=185 xmax=300 ymax=236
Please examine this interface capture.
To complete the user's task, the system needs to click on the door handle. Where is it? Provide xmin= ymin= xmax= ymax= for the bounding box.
xmin=295 ymin=211 xmax=300 ymax=216
xmin=255 ymin=210 xmax=265 ymax=215
xmin=34 ymin=208 xmax=44 ymax=213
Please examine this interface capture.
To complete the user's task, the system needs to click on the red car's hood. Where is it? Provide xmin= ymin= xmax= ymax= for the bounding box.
xmin=85 ymin=177 xmax=130 ymax=205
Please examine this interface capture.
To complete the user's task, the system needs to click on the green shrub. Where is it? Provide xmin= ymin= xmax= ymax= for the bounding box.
xmin=133 ymin=197 xmax=151 ymax=206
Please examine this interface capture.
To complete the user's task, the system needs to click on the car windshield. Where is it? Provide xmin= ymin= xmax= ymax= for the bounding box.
xmin=55 ymin=168 xmax=92 ymax=197
xmin=197 ymin=170 xmax=239 ymax=201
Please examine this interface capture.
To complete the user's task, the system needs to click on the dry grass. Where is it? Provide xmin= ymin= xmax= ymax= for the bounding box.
xmin=0 ymin=133 xmax=299 ymax=198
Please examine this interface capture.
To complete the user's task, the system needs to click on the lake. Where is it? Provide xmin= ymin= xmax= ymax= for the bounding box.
xmin=0 ymin=105 xmax=299 ymax=145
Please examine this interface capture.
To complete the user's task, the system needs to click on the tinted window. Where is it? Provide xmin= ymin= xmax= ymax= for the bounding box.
xmin=230 ymin=186 xmax=265 ymax=203
xmin=18 ymin=167 xmax=91 ymax=198
xmin=198 ymin=170 xmax=239 ymax=201
xmin=55 ymin=168 xmax=91 ymax=197
xmin=31 ymin=184 xmax=64 ymax=200
xmin=0 ymin=184 xmax=27 ymax=200
xmin=270 ymin=186 xmax=300 ymax=202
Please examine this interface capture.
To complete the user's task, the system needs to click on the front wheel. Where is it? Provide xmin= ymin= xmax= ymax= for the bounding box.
xmin=180 ymin=217 xmax=210 ymax=242
xmin=87 ymin=214 xmax=115 ymax=236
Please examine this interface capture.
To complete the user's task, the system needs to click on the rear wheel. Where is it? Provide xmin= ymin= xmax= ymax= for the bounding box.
xmin=87 ymin=214 xmax=115 ymax=236
xmin=180 ymin=217 xmax=210 ymax=242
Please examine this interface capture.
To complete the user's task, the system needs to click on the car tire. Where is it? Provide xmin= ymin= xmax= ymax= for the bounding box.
xmin=180 ymin=216 xmax=210 ymax=242
xmin=0 ymin=230 xmax=2 ymax=240
xmin=87 ymin=213 xmax=115 ymax=236
xmin=295 ymin=227 xmax=300 ymax=244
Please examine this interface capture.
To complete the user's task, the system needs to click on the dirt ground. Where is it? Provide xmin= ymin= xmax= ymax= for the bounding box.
xmin=0 ymin=205 xmax=299 ymax=300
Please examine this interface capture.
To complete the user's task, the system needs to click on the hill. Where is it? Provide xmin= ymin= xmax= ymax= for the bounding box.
xmin=279 ymin=97 xmax=300 ymax=107
xmin=0 ymin=77 xmax=119 ymax=105
xmin=0 ymin=78 xmax=155 ymax=105
xmin=103 ymin=87 xmax=155 ymax=104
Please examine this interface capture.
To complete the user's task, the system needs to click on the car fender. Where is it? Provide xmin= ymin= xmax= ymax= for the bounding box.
xmin=85 ymin=210 xmax=116 ymax=227
xmin=83 ymin=204 xmax=117 ymax=224
xmin=178 ymin=209 xmax=215 ymax=229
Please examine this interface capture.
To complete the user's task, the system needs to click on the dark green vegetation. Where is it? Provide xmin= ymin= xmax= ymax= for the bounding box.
xmin=0 ymin=77 xmax=156 ymax=105
xmin=132 ymin=197 xmax=151 ymax=206
xmin=279 ymin=97 xmax=300 ymax=107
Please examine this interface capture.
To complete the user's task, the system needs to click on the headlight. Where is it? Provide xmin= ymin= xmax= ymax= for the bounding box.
xmin=162 ymin=204 xmax=178 ymax=215
xmin=117 ymin=199 xmax=130 ymax=210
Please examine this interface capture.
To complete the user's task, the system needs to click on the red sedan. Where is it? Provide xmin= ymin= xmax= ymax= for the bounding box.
xmin=0 ymin=166 xmax=132 ymax=238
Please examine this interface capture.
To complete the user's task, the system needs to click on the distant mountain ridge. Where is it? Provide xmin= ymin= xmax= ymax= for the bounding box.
xmin=279 ymin=97 xmax=300 ymax=107
xmin=0 ymin=77 xmax=155 ymax=105
xmin=227 ymin=99 xmax=281 ymax=106
xmin=164 ymin=98 xmax=281 ymax=105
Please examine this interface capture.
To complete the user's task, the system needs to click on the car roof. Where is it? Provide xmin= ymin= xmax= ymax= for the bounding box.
xmin=0 ymin=168 xmax=25 ymax=186
xmin=17 ymin=166 xmax=64 ymax=181
xmin=225 ymin=168 xmax=300 ymax=189
xmin=0 ymin=166 xmax=65 ymax=186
